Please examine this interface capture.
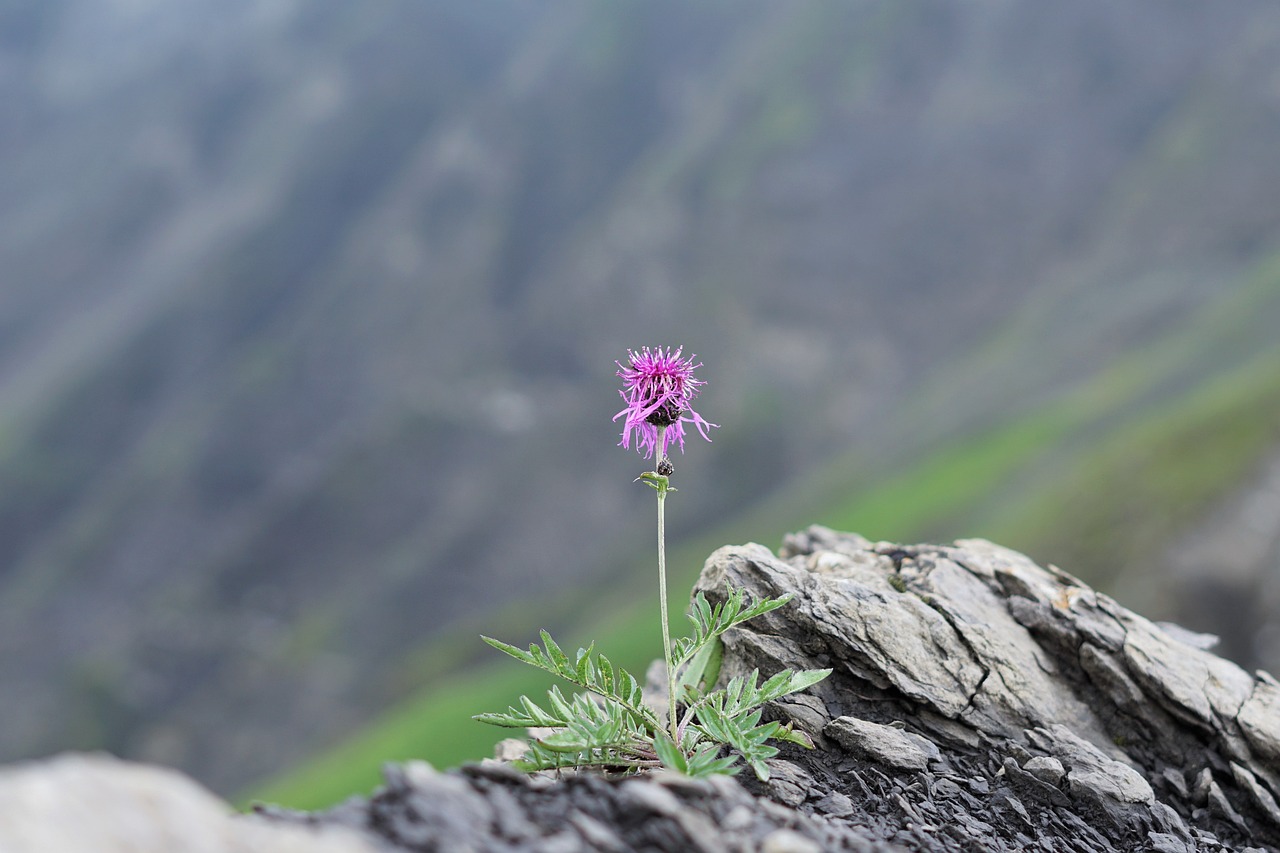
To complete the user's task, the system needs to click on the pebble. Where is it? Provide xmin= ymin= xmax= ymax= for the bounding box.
xmin=760 ymin=829 xmax=821 ymax=853
xmin=1021 ymin=756 xmax=1064 ymax=786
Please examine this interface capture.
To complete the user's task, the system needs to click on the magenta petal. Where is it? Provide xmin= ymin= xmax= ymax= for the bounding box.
xmin=614 ymin=347 xmax=717 ymax=458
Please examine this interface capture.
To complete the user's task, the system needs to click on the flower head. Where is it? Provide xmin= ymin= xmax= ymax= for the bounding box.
xmin=614 ymin=346 xmax=717 ymax=459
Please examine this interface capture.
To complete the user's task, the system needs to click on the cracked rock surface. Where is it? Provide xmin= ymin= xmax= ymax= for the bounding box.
xmin=701 ymin=527 xmax=1280 ymax=852
xmin=271 ymin=528 xmax=1279 ymax=850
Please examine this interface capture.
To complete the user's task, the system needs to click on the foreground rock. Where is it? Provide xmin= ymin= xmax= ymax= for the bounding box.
xmin=0 ymin=752 xmax=374 ymax=853
xmin=259 ymin=527 xmax=1280 ymax=851
xmin=7 ymin=528 xmax=1279 ymax=851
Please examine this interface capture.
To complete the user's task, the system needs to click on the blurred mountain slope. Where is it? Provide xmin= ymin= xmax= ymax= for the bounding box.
xmin=2 ymin=0 xmax=1280 ymax=795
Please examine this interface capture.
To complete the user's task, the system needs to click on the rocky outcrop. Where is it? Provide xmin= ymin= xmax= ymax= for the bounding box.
xmin=259 ymin=527 xmax=1280 ymax=851
xmin=7 ymin=528 xmax=1280 ymax=852
xmin=698 ymin=527 xmax=1280 ymax=851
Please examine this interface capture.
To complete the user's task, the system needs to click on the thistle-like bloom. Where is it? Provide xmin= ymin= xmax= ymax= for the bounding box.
xmin=614 ymin=346 xmax=717 ymax=459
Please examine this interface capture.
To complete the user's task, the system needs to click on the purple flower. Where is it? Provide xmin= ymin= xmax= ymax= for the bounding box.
xmin=614 ymin=346 xmax=717 ymax=459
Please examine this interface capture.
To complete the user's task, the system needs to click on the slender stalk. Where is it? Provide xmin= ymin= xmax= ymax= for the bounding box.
xmin=654 ymin=425 xmax=678 ymax=741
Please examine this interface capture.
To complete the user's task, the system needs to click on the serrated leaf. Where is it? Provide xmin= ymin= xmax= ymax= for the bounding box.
xmin=538 ymin=729 xmax=593 ymax=753
xmin=598 ymin=654 xmax=615 ymax=693
xmin=757 ymin=670 xmax=793 ymax=703
xmin=480 ymin=635 xmax=536 ymax=666
xmin=546 ymin=686 xmax=574 ymax=720
xmin=541 ymin=629 xmax=570 ymax=673
xmin=471 ymin=712 xmax=532 ymax=728
xmin=683 ymin=742 xmax=741 ymax=778
xmin=518 ymin=694 xmax=554 ymax=726
xmin=738 ymin=592 xmax=792 ymax=624
xmin=574 ymin=644 xmax=593 ymax=683
xmin=787 ymin=668 xmax=831 ymax=694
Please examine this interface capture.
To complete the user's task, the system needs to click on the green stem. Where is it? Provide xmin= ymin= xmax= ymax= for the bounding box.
xmin=654 ymin=426 xmax=678 ymax=741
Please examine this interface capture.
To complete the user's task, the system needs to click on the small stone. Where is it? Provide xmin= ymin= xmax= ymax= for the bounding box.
xmin=721 ymin=805 xmax=754 ymax=831
xmin=933 ymin=778 xmax=963 ymax=799
xmin=766 ymin=760 xmax=812 ymax=807
xmin=814 ymin=791 xmax=855 ymax=817
xmin=1204 ymin=777 xmax=1248 ymax=831
xmin=1147 ymin=833 xmax=1192 ymax=853
xmin=617 ymin=780 xmax=683 ymax=817
xmin=0 ymin=753 xmax=376 ymax=853
xmin=1158 ymin=767 xmax=1189 ymax=800
xmin=825 ymin=716 xmax=935 ymax=771
xmin=760 ymin=828 xmax=821 ymax=853
xmin=1022 ymin=756 xmax=1065 ymax=786
xmin=774 ymin=693 xmax=832 ymax=734
xmin=1238 ymin=673 xmax=1280 ymax=763
xmin=768 ymin=777 xmax=807 ymax=807
xmin=1231 ymin=762 xmax=1280 ymax=827
xmin=1028 ymin=725 xmax=1153 ymax=807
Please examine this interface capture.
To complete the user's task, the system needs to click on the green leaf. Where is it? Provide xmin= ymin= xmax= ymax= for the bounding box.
xmin=471 ymin=712 xmax=534 ymax=728
xmin=787 ymin=668 xmax=831 ymax=694
xmin=653 ymin=734 xmax=687 ymax=774
xmin=682 ymin=742 xmax=741 ymax=778
xmin=519 ymin=694 xmax=562 ymax=727
xmin=674 ymin=586 xmax=797 ymax=675
xmin=739 ymin=592 xmax=792 ymax=623
xmin=574 ymin=644 xmax=594 ymax=683
xmin=541 ymin=629 xmax=570 ymax=673
xmin=480 ymin=635 xmax=536 ymax=666
xmin=757 ymin=670 xmax=793 ymax=704
xmin=598 ymin=654 xmax=615 ymax=694
xmin=538 ymin=729 xmax=594 ymax=753
xmin=771 ymin=724 xmax=816 ymax=749
xmin=676 ymin=635 xmax=723 ymax=701
xmin=480 ymin=632 xmax=661 ymax=733
xmin=546 ymin=685 xmax=574 ymax=720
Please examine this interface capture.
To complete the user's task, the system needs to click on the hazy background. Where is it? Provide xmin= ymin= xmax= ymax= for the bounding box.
xmin=4 ymin=0 xmax=1280 ymax=799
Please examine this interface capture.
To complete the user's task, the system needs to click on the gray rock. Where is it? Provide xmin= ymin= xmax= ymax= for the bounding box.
xmin=1028 ymin=725 xmax=1153 ymax=807
xmin=1230 ymin=762 xmax=1280 ymax=828
xmin=1238 ymin=672 xmax=1280 ymax=763
xmin=814 ymin=790 xmax=855 ymax=817
xmin=764 ymin=759 xmax=812 ymax=806
xmin=1021 ymin=756 xmax=1065 ymax=786
xmin=687 ymin=527 xmax=1280 ymax=850
xmin=825 ymin=716 xmax=935 ymax=771
xmin=760 ymin=828 xmax=822 ymax=853
xmin=1078 ymin=642 xmax=1145 ymax=709
xmin=0 ymin=753 xmax=375 ymax=853
xmin=1123 ymin=614 xmax=1254 ymax=729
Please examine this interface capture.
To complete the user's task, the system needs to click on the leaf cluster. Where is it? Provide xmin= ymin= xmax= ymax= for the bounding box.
xmin=475 ymin=587 xmax=831 ymax=779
